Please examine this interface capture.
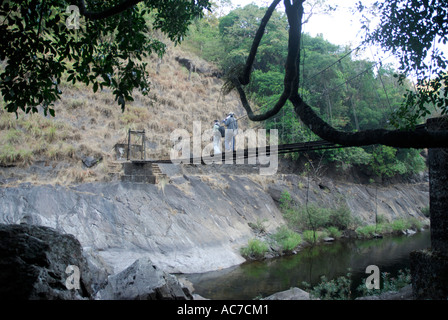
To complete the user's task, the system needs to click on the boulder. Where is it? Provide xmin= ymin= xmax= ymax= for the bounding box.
xmin=82 ymin=247 xmax=114 ymax=294
xmin=96 ymin=257 xmax=192 ymax=300
xmin=266 ymin=184 xmax=285 ymax=203
xmin=356 ymin=285 xmax=413 ymax=300
xmin=174 ymin=56 xmax=222 ymax=77
xmin=0 ymin=224 xmax=93 ymax=299
xmin=82 ymin=156 xmax=101 ymax=168
xmin=263 ymin=287 xmax=312 ymax=300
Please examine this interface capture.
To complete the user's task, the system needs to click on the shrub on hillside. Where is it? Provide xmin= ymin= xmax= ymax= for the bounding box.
xmin=328 ymin=204 xmax=352 ymax=230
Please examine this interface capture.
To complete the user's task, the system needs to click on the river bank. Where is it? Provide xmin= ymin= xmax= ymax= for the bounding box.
xmin=237 ymin=173 xmax=429 ymax=262
xmin=186 ymin=229 xmax=431 ymax=300
xmin=239 ymin=215 xmax=430 ymax=262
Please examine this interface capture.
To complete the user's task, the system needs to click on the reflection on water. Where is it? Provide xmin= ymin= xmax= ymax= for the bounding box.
xmin=186 ymin=230 xmax=430 ymax=300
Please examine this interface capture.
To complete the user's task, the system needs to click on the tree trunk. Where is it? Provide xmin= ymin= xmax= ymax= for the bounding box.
xmin=410 ymin=116 xmax=448 ymax=300
xmin=428 ymin=117 xmax=448 ymax=253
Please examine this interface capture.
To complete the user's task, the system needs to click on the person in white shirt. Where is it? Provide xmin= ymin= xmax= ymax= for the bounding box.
xmin=212 ymin=120 xmax=223 ymax=155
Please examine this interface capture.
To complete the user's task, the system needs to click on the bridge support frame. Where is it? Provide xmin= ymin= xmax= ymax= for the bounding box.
xmin=127 ymin=129 xmax=146 ymax=161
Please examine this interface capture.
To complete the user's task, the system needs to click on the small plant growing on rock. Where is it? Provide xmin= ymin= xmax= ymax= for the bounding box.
xmin=248 ymin=219 xmax=268 ymax=234
xmin=279 ymin=190 xmax=293 ymax=212
xmin=355 ymin=224 xmax=377 ymax=238
xmin=303 ymin=271 xmax=352 ymax=300
xmin=421 ymin=206 xmax=430 ymax=217
xmin=271 ymin=226 xmax=302 ymax=252
xmin=240 ymin=238 xmax=269 ymax=259
xmin=326 ymin=226 xmax=342 ymax=238
xmin=302 ymin=230 xmax=328 ymax=244
xmin=357 ymin=269 xmax=411 ymax=297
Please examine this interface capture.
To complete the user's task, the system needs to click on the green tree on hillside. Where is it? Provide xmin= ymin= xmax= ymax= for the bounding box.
xmin=218 ymin=4 xmax=289 ymax=73
xmin=359 ymin=0 xmax=448 ymax=129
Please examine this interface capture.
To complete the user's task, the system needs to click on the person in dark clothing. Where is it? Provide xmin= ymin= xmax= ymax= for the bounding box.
xmin=223 ymin=112 xmax=238 ymax=151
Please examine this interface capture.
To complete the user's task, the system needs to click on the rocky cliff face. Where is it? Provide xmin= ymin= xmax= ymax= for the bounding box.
xmin=0 ymin=164 xmax=429 ymax=281
xmin=0 ymin=170 xmax=285 ymax=275
xmin=266 ymin=174 xmax=429 ymax=225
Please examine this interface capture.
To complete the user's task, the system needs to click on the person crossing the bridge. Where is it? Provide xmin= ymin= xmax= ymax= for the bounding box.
xmin=223 ymin=112 xmax=238 ymax=152
xmin=212 ymin=120 xmax=223 ymax=155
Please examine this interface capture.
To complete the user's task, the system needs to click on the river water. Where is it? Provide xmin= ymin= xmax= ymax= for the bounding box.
xmin=186 ymin=230 xmax=430 ymax=300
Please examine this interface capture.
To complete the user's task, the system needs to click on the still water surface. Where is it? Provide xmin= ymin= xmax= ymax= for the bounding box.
xmin=186 ymin=230 xmax=430 ymax=300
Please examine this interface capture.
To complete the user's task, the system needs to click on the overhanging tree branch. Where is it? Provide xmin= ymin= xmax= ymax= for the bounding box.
xmin=0 ymin=1 xmax=211 ymax=116
xmin=290 ymin=93 xmax=448 ymax=148
xmin=233 ymin=0 xmax=448 ymax=148
xmin=230 ymin=0 xmax=302 ymax=122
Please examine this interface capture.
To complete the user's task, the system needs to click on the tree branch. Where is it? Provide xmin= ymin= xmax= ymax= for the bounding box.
xmin=234 ymin=77 xmax=289 ymax=121
xmin=231 ymin=0 xmax=302 ymax=122
xmin=290 ymin=93 xmax=448 ymax=148
xmin=235 ymin=0 xmax=448 ymax=148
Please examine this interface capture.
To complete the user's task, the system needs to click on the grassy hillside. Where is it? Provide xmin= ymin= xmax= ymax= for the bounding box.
xmin=0 ymin=42 xmax=245 ymax=186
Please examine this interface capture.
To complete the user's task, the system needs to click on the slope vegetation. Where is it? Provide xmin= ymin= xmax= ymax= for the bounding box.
xmin=0 ymin=42 xmax=243 ymax=186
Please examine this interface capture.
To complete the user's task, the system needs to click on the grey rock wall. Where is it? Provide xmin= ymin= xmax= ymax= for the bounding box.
xmin=0 ymin=175 xmax=284 ymax=275
xmin=266 ymin=175 xmax=429 ymax=225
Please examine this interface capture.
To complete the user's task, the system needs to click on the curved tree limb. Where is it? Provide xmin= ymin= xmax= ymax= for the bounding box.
xmin=290 ymin=93 xmax=448 ymax=148
xmin=235 ymin=0 xmax=448 ymax=148
xmin=234 ymin=77 xmax=289 ymax=122
xmin=231 ymin=0 xmax=302 ymax=122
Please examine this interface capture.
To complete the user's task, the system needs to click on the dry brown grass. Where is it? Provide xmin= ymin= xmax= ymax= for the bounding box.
xmin=0 ymin=40 xmax=246 ymax=184
xmin=246 ymin=175 xmax=279 ymax=191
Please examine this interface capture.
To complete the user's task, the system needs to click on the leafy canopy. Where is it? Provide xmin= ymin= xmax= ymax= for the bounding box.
xmin=0 ymin=0 xmax=211 ymax=116
xmin=359 ymin=0 xmax=448 ymax=128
